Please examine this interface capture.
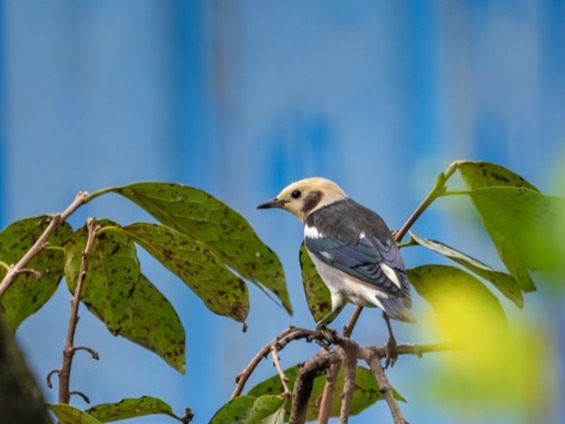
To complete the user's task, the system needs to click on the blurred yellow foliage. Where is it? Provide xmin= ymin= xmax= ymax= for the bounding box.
xmin=424 ymin=290 xmax=551 ymax=417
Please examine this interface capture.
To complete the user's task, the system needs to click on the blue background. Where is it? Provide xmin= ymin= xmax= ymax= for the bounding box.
xmin=1 ymin=1 xmax=564 ymax=422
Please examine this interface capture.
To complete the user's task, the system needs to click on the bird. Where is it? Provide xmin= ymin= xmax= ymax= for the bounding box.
xmin=257 ymin=177 xmax=415 ymax=362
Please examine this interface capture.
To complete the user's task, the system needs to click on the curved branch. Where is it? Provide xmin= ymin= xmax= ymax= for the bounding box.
xmin=0 ymin=192 xmax=89 ymax=298
xmin=231 ymin=326 xmax=337 ymax=399
xmin=289 ymin=351 xmax=334 ymax=424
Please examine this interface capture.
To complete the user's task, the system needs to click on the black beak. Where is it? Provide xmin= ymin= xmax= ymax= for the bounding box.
xmin=257 ymin=198 xmax=285 ymax=209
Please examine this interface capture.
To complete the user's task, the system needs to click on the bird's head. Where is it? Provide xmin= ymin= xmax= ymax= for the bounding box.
xmin=257 ymin=177 xmax=347 ymax=222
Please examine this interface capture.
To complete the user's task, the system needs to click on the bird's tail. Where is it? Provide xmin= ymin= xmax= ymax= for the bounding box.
xmin=378 ymin=296 xmax=416 ymax=323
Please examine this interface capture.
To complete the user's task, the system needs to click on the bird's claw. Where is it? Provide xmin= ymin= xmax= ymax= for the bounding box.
xmin=317 ymin=325 xmax=338 ymax=344
xmin=384 ymin=336 xmax=398 ymax=368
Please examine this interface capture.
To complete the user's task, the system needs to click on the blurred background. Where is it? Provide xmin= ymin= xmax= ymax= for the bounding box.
xmin=1 ymin=1 xmax=564 ymax=423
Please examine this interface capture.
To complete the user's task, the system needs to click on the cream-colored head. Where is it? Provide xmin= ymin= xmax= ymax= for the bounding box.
xmin=257 ymin=177 xmax=348 ymax=222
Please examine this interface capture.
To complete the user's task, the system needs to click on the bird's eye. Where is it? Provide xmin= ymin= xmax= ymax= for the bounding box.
xmin=291 ymin=190 xmax=302 ymax=199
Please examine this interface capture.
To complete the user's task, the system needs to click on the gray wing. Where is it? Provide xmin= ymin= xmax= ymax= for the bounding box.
xmin=305 ymin=231 xmax=410 ymax=298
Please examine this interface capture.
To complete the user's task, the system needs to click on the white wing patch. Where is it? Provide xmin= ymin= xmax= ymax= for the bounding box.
xmin=380 ymin=263 xmax=402 ymax=289
xmin=304 ymin=225 xmax=323 ymax=239
xmin=359 ymin=231 xmax=366 ymax=239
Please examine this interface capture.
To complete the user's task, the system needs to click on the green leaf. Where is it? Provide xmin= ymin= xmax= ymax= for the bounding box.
xmin=409 ymin=232 xmax=523 ymax=308
xmin=210 ymin=395 xmax=285 ymax=424
xmin=457 ymin=161 xmax=539 ymax=191
xmin=48 ymin=404 xmax=102 ymax=424
xmin=112 ymin=182 xmax=292 ymax=314
xmin=467 ymin=187 xmax=563 ymax=271
xmin=0 ymin=216 xmax=72 ymax=332
xmin=119 ymin=223 xmax=249 ymax=323
xmin=299 ymin=243 xmax=335 ymax=324
xmin=64 ymin=220 xmax=140 ymax=334
xmin=211 ymin=396 xmax=255 ymax=424
xmin=248 ymin=364 xmax=403 ymax=421
xmin=86 ymin=396 xmax=177 ymax=422
xmin=408 ymin=265 xmax=508 ymax=334
xmin=456 ymin=161 xmax=541 ymax=291
xmin=119 ymin=274 xmax=185 ymax=373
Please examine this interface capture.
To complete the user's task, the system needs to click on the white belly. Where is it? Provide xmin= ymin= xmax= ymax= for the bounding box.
xmin=308 ymin=252 xmax=387 ymax=312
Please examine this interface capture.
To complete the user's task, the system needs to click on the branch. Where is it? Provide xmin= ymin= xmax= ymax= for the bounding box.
xmin=230 ymin=326 xmax=334 ymax=400
xmin=270 ymin=346 xmax=291 ymax=397
xmin=339 ymin=345 xmax=357 ymax=424
xmin=368 ymin=342 xmax=453 ymax=359
xmin=231 ymin=322 xmax=451 ymax=421
xmin=363 ymin=350 xmax=406 ymax=424
xmin=0 ymin=192 xmax=89 ymax=298
xmin=58 ymin=218 xmax=100 ymax=404
xmin=317 ymin=362 xmax=339 ymax=424
xmin=231 ymin=327 xmax=295 ymax=400
xmin=289 ymin=351 xmax=334 ymax=424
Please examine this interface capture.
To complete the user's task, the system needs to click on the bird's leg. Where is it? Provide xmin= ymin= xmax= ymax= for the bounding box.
xmin=382 ymin=311 xmax=398 ymax=368
xmin=315 ymin=310 xmax=339 ymax=344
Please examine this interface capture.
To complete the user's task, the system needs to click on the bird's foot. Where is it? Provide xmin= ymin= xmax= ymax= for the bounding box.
xmin=384 ymin=335 xmax=398 ymax=369
xmin=316 ymin=324 xmax=338 ymax=344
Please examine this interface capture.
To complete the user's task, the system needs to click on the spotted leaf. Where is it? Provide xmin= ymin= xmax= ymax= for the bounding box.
xmin=111 ymin=182 xmax=291 ymax=314
xmin=409 ymin=232 xmax=523 ymax=308
xmin=119 ymin=223 xmax=249 ymax=323
xmin=119 ymin=274 xmax=185 ymax=372
xmin=48 ymin=404 xmax=101 ymax=424
xmin=210 ymin=395 xmax=285 ymax=424
xmin=64 ymin=220 xmax=140 ymax=334
xmin=0 ymin=216 xmax=72 ymax=332
xmin=87 ymin=396 xmax=179 ymax=422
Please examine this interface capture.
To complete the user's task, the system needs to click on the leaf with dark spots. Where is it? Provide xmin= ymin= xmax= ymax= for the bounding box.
xmin=409 ymin=232 xmax=523 ymax=308
xmin=0 ymin=216 xmax=72 ymax=332
xmin=211 ymin=395 xmax=285 ymax=424
xmin=118 ymin=223 xmax=249 ymax=323
xmin=299 ymin=243 xmax=344 ymax=324
xmin=64 ymin=220 xmax=140 ymax=334
xmin=48 ymin=404 xmax=102 ymax=424
xmin=248 ymin=364 xmax=403 ymax=421
xmin=454 ymin=161 xmax=560 ymax=290
xmin=111 ymin=182 xmax=292 ymax=314
xmin=117 ymin=273 xmax=185 ymax=372
xmin=457 ymin=161 xmax=539 ymax=192
xmin=87 ymin=396 xmax=178 ymax=422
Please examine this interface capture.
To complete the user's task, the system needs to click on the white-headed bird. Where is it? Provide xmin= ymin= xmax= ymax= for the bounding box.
xmin=258 ymin=177 xmax=415 ymax=357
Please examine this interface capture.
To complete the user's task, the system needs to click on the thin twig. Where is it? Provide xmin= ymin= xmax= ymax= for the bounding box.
xmin=46 ymin=369 xmax=60 ymax=389
xmin=231 ymin=327 xmax=295 ymax=400
xmin=270 ymin=346 xmax=291 ymax=397
xmin=339 ymin=344 xmax=357 ymax=424
xmin=394 ymin=161 xmax=459 ymax=244
xmin=367 ymin=342 xmax=453 ymax=359
xmin=0 ymin=192 xmax=89 ymax=298
xmin=69 ymin=390 xmax=90 ymax=404
xmin=16 ymin=268 xmax=41 ymax=279
xmin=364 ymin=351 xmax=406 ymax=424
xmin=73 ymin=346 xmax=100 ymax=360
xmin=317 ymin=362 xmax=339 ymax=424
xmin=58 ymin=218 xmax=100 ymax=404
